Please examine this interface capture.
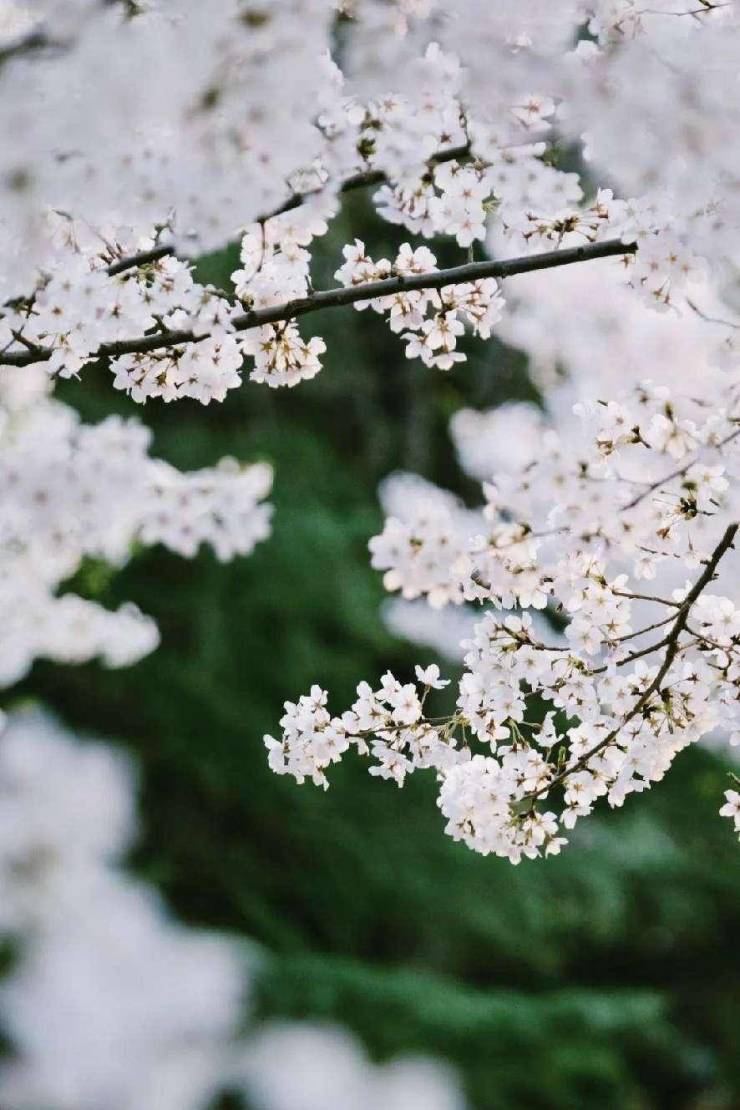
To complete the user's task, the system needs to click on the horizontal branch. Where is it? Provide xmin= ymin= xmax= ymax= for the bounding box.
xmin=0 ymin=238 xmax=637 ymax=369
xmin=236 ymin=239 xmax=637 ymax=326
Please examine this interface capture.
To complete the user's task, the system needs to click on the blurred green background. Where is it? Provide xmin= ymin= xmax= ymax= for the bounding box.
xmin=19 ymin=197 xmax=740 ymax=1109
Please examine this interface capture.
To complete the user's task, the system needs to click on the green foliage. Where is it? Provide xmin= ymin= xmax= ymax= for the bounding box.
xmin=259 ymin=955 xmax=692 ymax=1110
xmin=17 ymin=211 xmax=740 ymax=1109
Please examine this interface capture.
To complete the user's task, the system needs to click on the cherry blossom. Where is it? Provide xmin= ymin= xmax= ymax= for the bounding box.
xmin=0 ymin=365 xmax=272 ymax=685
xmin=0 ymin=1 xmax=739 ymax=865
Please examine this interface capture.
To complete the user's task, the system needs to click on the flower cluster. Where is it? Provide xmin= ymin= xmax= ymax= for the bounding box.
xmin=0 ymin=0 xmax=739 ymax=867
xmin=3 ymin=5 xmax=736 ymax=395
xmin=376 ymin=160 xmax=495 ymax=248
xmin=234 ymin=206 xmax=333 ymax=388
xmin=265 ymin=666 xmax=462 ymax=795
xmin=369 ymin=474 xmax=482 ymax=607
xmin=0 ymin=1 xmax=337 ymax=301
xmin=240 ymin=1023 xmax=465 ymax=1110
xmin=335 ymin=240 xmax=504 ymax=370
xmin=0 ymin=366 xmax=272 ymax=685
xmin=270 ymin=340 xmax=740 ymax=859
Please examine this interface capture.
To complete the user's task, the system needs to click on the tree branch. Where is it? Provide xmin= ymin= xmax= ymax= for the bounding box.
xmin=528 ymin=522 xmax=738 ymax=802
xmin=106 ymin=244 xmax=175 ymax=277
xmin=0 ymin=238 xmax=637 ymax=369
xmin=622 ymin=425 xmax=740 ymax=510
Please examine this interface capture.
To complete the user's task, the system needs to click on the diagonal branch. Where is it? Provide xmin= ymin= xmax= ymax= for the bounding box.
xmin=0 ymin=29 xmax=59 ymax=67
xmin=622 ymin=425 xmax=740 ymax=510
xmin=528 ymin=522 xmax=738 ymax=802
xmin=0 ymin=238 xmax=637 ymax=369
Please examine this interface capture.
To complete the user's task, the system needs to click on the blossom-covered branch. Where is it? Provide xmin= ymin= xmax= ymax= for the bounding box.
xmin=0 ymin=238 xmax=635 ymax=370
xmin=528 ymin=522 xmax=739 ymax=799
xmin=0 ymin=364 xmax=273 ymax=686
xmin=2 ymin=0 xmax=740 ymax=865
xmin=267 ymin=370 xmax=740 ymax=860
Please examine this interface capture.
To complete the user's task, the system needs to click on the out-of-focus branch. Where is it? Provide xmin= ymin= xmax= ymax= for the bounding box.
xmin=0 ymin=30 xmax=57 ymax=67
xmin=104 ymin=142 xmax=472 ymax=276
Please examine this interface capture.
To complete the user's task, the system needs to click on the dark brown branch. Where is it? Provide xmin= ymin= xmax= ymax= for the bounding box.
xmin=0 ymin=238 xmax=637 ymax=369
xmin=106 ymin=244 xmax=174 ymax=276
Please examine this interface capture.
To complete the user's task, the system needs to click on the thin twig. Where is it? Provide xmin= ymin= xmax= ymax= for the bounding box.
xmin=686 ymin=297 xmax=740 ymax=330
xmin=611 ymin=588 xmax=680 ymax=607
xmin=606 ymin=612 xmax=677 ymax=645
xmin=622 ymin=426 xmax=740 ymax=511
xmin=590 ymin=631 xmax=673 ymax=674
xmin=685 ymin=622 xmax=740 ymax=657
